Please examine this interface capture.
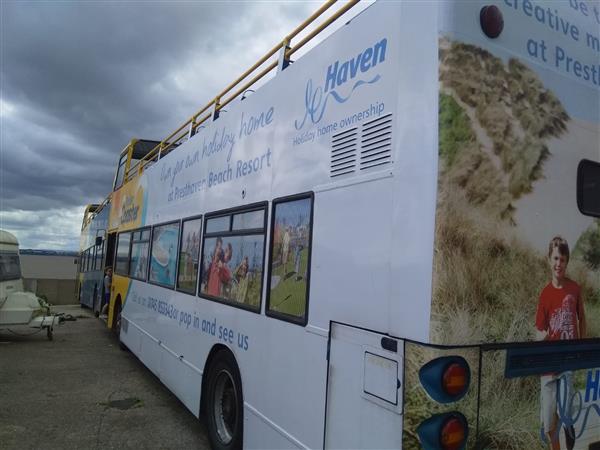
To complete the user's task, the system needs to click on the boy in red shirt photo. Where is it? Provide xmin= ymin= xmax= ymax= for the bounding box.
xmin=536 ymin=236 xmax=587 ymax=450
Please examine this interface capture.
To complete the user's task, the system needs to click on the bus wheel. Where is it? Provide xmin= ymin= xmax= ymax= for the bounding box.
xmin=205 ymin=350 xmax=243 ymax=450
xmin=112 ymin=301 xmax=121 ymax=337
xmin=112 ymin=301 xmax=127 ymax=351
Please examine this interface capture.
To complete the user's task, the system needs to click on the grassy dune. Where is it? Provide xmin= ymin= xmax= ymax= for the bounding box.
xmin=439 ymin=39 xmax=569 ymax=221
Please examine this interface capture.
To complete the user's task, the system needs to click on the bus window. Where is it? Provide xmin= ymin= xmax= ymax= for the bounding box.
xmin=577 ymin=159 xmax=600 ymax=218
xmin=115 ymin=232 xmax=131 ymax=275
xmin=177 ymin=217 xmax=202 ymax=294
xmin=267 ymin=194 xmax=314 ymax=324
xmin=233 ymin=210 xmax=264 ymax=230
xmin=205 ymin=216 xmax=230 ymax=234
xmin=200 ymin=205 xmax=266 ymax=310
xmin=129 ymin=228 xmax=150 ymax=281
xmin=85 ymin=248 xmax=91 ymax=272
xmin=113 ymin=153 xmax=127 ymax=191
xmin=149 ymin=222 xmax=180 ymax=288
xmin=96 ymin=241 xmax=103 ymax=269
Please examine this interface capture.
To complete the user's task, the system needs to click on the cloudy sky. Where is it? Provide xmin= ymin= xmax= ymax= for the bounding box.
xmin=1 ymin=1 xmax=369 ymax=250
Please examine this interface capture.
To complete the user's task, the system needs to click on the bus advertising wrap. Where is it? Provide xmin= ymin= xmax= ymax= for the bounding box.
xmin=404 ymin=2 xmax=600 ymax=449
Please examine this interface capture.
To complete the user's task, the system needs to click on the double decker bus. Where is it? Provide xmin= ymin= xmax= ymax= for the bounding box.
xmin=77 ymin=202 xmax=110 ymax=313
xmin=90 ymin=1 xmax=600 ymax=448
xmin=77 ymin=139 xmax=161 ymax=313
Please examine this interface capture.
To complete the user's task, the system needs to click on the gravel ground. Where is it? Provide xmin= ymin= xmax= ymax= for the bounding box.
xmin=0 ymin=305 xmax=210 ymax=450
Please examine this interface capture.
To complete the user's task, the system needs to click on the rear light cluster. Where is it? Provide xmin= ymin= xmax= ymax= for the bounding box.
xmin=416 ymin=356 xmax=470 ymax=450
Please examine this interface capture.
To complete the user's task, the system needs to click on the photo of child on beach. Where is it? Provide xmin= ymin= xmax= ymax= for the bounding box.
xmin=268 ymin=197 xmax=312 ymax=319
xmin=536 ymin=237 xmax=586 ymax=450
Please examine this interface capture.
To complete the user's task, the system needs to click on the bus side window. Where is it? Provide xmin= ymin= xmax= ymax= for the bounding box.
xmin=148 ymin=222 xmax=180 ymax=289
xmin=115 ymin=232 xmax=132 ymax=275
xmin=129 ymin=228 xmax=151 ymax=281
xmin=177 ymin=217 xmax=203 ymax=295
xmin=266 ymin=193 xmax=314 ymax=325
xmin=85 ymin=248 xmax=91 ymax=272
xmin=96 ymin=241 xmax=103 ymax=269
xmin=577 ymin=159 xmax=600 ymax=218
xmin=199 ymin=205 xmax=266 ymax=311
xmin=113 ymin=153 xmax=128 ymax=191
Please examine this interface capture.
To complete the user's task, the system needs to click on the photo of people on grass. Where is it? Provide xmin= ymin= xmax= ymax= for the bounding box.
xmin=269 ymin=197 xmax=312 ymax=318
xmin=200 ymin=235 xmax=264 ymax=308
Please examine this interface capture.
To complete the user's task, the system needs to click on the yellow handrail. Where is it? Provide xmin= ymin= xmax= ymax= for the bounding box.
xmin=122 ymin=0 xmax=359 ymax=183
xmin=287 ymin=0 xmax=360 ymax=59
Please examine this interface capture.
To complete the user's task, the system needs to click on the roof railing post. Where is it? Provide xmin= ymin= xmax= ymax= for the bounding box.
xmin=277 ymin=38 xmax=291 ymax=73
xmin=188 ymin=115 xmax=197 ymax=139
xmin=212 ymin=98 xmax=221 ymax=121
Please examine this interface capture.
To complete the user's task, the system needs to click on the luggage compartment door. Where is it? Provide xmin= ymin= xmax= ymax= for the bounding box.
xmin=325 ymin=322 xmax=403 ymax=449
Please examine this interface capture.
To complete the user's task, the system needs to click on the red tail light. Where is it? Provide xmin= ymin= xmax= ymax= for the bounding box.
xmin=440 ymin=416 xmax=467 ymax=450
xmin=442 ymin=362 xmax=469 ymax=397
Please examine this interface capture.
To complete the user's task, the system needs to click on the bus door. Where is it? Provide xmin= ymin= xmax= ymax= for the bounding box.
xmin=102 ymin=232 xmax=117 ymax=306
xmin=325 ymin=322 xmax=403 ymax=449
xmin=104 ymin=232 xmax=117 ymax=271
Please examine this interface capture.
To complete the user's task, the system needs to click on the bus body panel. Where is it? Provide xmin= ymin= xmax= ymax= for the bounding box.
xmin=97 ymin=0 xmax=600 ymax=449
xmin=112 ymin=3 xmax=415 ymax=448
xmin=401 ymin=0 xmax=600 ymax=448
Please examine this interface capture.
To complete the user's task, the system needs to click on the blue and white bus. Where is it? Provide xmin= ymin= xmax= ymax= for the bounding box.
xmin=90 ymin=1 xmax=600 ymax=448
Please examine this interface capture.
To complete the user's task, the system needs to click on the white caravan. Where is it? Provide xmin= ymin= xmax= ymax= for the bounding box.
xmin=0 ymin=230 xmax=60 ymax=340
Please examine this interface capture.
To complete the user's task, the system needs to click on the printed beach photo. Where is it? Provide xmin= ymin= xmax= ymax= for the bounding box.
xmin=149 ymin=222 xmax=179 ymax=287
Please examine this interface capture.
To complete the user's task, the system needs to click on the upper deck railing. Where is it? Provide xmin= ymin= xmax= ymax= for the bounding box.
xmin=123 ymin=0 xmax=360 ymax=182
xmin=84 ymin=0 xmax=360 ymax=229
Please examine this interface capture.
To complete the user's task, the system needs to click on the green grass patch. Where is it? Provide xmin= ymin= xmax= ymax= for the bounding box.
xmin=439 ymin=93 xmax=476 ymax=167
xmin=269 ymin=249 xmax=309 ymax=317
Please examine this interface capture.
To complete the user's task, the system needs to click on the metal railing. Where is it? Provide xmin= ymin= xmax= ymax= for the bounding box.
xmin=121 ymin=0 xmax=360 ymax=183
xmin=85 ymin=0 xmax=361 ymax=228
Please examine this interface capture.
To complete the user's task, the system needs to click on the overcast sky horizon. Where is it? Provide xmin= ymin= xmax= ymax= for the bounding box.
xmin=1 ymin=1 xmax=370 ymax=250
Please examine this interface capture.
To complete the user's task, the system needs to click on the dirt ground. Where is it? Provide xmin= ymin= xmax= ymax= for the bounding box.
xmin=0 ymin=305 xmax=210 ymax=450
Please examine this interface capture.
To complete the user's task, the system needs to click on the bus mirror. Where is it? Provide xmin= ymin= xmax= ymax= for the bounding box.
xmin=95 ymin=236 xmax=103 ymax=246
xmin=74 ymin=258 xmax=78 ymax=264
xmin=577 ymin=159 xmax=600 ymax=218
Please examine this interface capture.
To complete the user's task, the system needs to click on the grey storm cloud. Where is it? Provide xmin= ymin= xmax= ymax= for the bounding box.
xmin=0 ymin=1 xmax=317 ymax=248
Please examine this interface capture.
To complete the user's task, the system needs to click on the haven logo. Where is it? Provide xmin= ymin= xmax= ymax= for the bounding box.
xmin=294 ymin=38 xmax=387 ymax=130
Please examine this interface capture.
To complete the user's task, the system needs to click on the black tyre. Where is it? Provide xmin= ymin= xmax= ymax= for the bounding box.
xmin=112 ymin=301 xmax=128 ymax=351
xmin=112 ymin=301 xmax=121 ymax=338
xmin=205 ymin=350 xmax=243 ymax=450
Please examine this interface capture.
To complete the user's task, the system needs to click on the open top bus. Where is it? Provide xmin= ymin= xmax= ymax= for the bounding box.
xmin=84 ymin=1 xmax=600 ymax=448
